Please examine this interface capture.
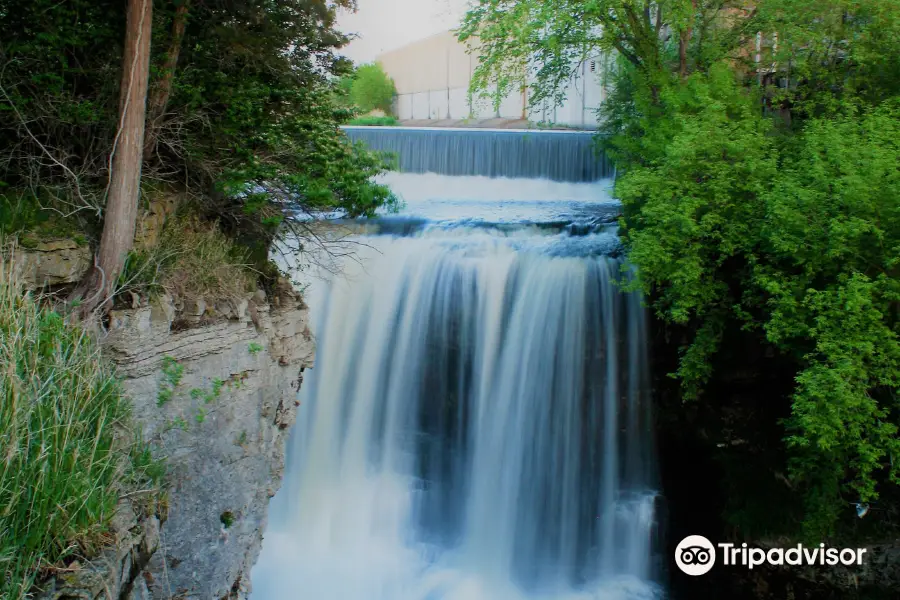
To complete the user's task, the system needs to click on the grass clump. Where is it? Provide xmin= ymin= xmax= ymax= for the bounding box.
xmin=118 ymin=215 xmax=256 ymax=306
xmin=0 ymin=258 xmax=164 ymax=599
xmin=347 ymin=115 xmax=399 ymax=126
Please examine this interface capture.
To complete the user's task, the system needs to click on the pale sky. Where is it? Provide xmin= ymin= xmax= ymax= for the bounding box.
xmin=336 ymin=0 xmax=469 ymax=64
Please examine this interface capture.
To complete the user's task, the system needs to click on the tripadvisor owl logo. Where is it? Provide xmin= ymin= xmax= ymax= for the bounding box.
xmin=675 ymin=535 xmax=869 ymax=576
xmin=675 ymin=535 xmax=716 ymax=576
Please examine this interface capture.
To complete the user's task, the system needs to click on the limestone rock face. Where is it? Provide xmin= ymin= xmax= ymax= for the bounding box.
xmin=134 ymin=194 xmax=177 ymax=249
xmin=103 ymin=291 xmax=314 ymax=599
xmin=36 ymin=501 xmax=161 ymax=600
xmin=14 ymin=238 xmax=91 ymax=287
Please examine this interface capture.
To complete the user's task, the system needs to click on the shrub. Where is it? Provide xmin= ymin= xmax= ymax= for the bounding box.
xmin=347 ymin=115 xmax=399 ymax=126
xmin=350 ymin=63 xmax=396 ymax=113
xmin=0 ymin=256 xmax=164 ymax=599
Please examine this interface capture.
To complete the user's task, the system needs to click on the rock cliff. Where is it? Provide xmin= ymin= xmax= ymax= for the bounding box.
xmin=38 ymin=282 xmax=314 ymax=600
xmin=106 ymin=285 xmax=313 ymax=599
xmin=13 ymin=237 xmax=92 ymax=288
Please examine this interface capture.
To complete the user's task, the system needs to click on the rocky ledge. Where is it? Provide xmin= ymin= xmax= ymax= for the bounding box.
xmin=39 ymin=282 xmax=314 ymax=600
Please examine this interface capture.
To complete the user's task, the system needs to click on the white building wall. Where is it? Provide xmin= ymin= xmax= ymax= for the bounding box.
xmin=428 ymin=90 xmax=450 ymax=119
xmin=448 ymin=88 xmax=468 ymax=119
xmin=378 ymin=33 xmax=609 ymax=127
xmin=396 ymin=94 xmax=413 ymax=120
xmin=498 ymin=89 xmax=524 ymax=119
xmin=470 ymin=88 xmax=496 ymax=119
xmin=411 ymin=92 xmax=429 ymax=119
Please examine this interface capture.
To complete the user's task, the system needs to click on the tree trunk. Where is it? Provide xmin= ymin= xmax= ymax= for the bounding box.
xmin=144 ymin=0 xmax=190 ymax=160
xmin=679 ymin=0 xmax=697 ymax=78
xmin=75 ymin=0 xmax=153 ymax=316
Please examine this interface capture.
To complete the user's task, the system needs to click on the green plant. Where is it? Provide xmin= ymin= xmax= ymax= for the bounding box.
xmin=219 ymin=511 xmax=235 ymax=529
xmin=165 ymin=374 xmax=230 ymax=430
xmin=248 ymin=342 xmax=263 ymax=355
xmin=347 ymin=115 xmax=399 ymax=126
xmin=0 ymin=257 xmax=163 ymax=600
xmin=349 ymin=63 xmax=396 ymax=114
xmin=1 ymin=0 xmax=398 ymax=287
xmin=1 ymin=191 xmax=91 ymax=242
xmin=209 ymin=377 xmax=225 ymax=401
xmin=461 ymin=0 xmax=900 ymax=539
xmin=157 ymin=356 xmax=184 ymax=406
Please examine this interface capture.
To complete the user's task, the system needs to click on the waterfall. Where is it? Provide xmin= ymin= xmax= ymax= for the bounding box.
xmin=252 ymin=170 xmax=662 ymax=599
xmin=343 ymin=127 xmax=613 ymax=182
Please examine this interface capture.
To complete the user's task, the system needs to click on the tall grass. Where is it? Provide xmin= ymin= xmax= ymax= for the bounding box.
xmin=118 ymin=216 xmax=256 ymax=305
xmin=0 ymin=256 xmax=163 ymax=599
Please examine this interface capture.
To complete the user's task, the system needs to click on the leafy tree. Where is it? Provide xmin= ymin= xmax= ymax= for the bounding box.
xmin=350 ymin=62 xmax=396 ymax=113
xmin=334 ymin=72 xmax=357 ymax=110
xmin=461 ymin=0 xmax=900 ymax=537
xmin=0 ymin=0 xmax=398 ymax=302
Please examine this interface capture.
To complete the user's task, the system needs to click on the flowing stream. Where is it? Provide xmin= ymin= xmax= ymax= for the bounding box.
xmin=252 ymin=131 xmax=663 ymax=600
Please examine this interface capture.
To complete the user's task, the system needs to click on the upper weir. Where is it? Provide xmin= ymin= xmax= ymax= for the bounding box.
xmin=342 ymin=126 xmax=612 ymax=183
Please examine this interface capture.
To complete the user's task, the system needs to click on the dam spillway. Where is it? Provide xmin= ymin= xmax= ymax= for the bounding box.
xmin=342 ymin=126 xmax=613 ymax=182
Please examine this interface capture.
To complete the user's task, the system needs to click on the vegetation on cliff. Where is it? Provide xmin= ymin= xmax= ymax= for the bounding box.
xmin=0 ymin=0 xmax=397 ymax=595
xmin=0 ymin=0 xmax=397 ymax=309
xmin=0 ymin=259 xmax=164 ymax=599
xmin=462 ymin=0 xmax=900 ymax=538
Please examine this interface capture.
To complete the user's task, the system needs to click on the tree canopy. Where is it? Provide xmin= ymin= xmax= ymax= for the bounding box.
xmin=350 ymin=62 xmax=397 ymax=114
xmin=0 ymin=0 xmax=397 ymax=279
xmin=461 ymin=0 xmax=900 ymax=538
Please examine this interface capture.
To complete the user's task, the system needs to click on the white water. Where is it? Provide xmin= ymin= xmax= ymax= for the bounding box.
xmin=252 ymin=174 xmax=662 ymax=600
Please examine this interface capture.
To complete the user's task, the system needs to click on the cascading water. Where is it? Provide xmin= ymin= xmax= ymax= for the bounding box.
xmin=343 ymin=127 xmax=614 ymax=182
xmin=251 ymin=132 xmax=663 ymax=600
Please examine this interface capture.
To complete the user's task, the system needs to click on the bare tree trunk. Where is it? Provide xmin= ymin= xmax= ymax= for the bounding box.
xmin=144 ymin=0 xmax=190 ymax=160
xmin=75 ymin=0 xmax=153 ymax=316
xmin=679 ymin=0 xmax=697 ymax=78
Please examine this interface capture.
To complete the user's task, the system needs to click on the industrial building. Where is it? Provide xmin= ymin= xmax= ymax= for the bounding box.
xmin=375 ymin=31 xmax=608 ymax=129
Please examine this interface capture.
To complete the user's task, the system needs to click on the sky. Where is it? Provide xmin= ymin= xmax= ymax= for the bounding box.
xmin=335 ymin=0 xmax=469 ymax=64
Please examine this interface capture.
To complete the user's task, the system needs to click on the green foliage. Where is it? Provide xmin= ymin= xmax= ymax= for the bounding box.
xmin=157 ymin=356 xmax=184 ymax=406
xmin=0 ymin=260 xmax=163 ymax=600
xmin=334 ymin=74 xmax=356 ymax=109
xmin=458 ymin=0 xmax=711 ymax=112
xmin=219 ymin=510 xmax=235 ymax=529
xmin=0 ymin=192 xmax=89 ymax=243
xmin=161 ymin=367 xmax=232 ymax=433
xmin=348 ymin=115 xmax=400 ymax=126
xmin=463 ymin=0 xmax=900 ymax=537
xmin=248 ymin=342 xmax=263 ymax=355
xmin=609 ymin=9 xmax=900 ymax=537
xmin=0 ymin=0 xmax=122 ymax=216
xmin=0 ymin=0 xmax=398 ymax=262
xmin=349 ymin=63 xmax=396 ymax=114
